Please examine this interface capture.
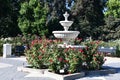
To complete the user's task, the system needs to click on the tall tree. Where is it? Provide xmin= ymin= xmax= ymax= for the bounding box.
xmin=71 ymin=0 xmax=105 ymax=40
xmin=45 ymin=0 xmax=68 ymax=37
xmin=30 ymin=0 xmax=75 ymax=37
xmin=105 ymin=0 xmax=120 ymax=18
xmin=102 ymin=16 xmax=120 ymax=40
xmin=0 ymin=0 xmax=21 ymax=37
xmin=103 ymin=0 xmax=120 ymax=40
xmin=18 ymin=0 xmax=48 ymax=36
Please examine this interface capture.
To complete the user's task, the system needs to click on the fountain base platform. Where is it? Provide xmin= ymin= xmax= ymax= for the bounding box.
xmin=58 ymin=44 xmax=86 ymax=49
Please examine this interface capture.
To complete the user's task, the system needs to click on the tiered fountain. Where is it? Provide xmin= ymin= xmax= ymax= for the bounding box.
xmin=53 ymin=12 xmax=80 ymax=48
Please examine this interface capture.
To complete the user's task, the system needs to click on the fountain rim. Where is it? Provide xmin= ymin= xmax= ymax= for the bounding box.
xmin=52 ymin=31 xmax=80 ymax=34
xmin=59 ymin=21 xmax=73 ymax=23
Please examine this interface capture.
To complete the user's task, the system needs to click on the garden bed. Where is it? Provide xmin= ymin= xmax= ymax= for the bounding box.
xmin=17 ymin=66 xmax=85 ymax=80
xmin=17 ymin=65 xmax=116 ymax=80
xmin=44 ymin=70 xmax=85 ymax=80
xmin=17 ymin=66 xmax=47 ymax=74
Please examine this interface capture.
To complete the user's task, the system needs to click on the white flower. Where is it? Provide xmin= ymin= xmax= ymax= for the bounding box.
xmin=7 ymin=37 xmax=12 ymax=41
xmin=0 ymin=38 xmax=4 ymax=41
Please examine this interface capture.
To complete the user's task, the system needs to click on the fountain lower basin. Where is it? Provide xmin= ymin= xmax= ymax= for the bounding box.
xmin=53 ymin=31 xmax=79 ymax=39
xmin=53 ymin=31 xmax=79 ymax=44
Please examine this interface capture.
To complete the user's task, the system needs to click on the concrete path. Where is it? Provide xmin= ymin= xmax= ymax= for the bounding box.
xmin=0 ymin=57 xmax=55 ymax=80
xmin=77 ymin=57 xmax=120 ymax=80
xmin=0 ymin=56 xmax=120 ymax=80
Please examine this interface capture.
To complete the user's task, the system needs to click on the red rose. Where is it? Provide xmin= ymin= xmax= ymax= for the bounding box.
xmin=79 ymin=49 xmax=84 ymax=53
xmin=31 ymin=54 xmax=35 ymax=58
xmin=58 ymin=57 xmax=63 ymax=62
xmin=64 ymin=60 xmax=69 ymax=63
xmin=64 ymin=48 xmax=69 ymax=52
xmin=86 ymin=46 xmax=89 ymax=50
xmin=31 ymin=41 xmax=35 ymax=46
xmin=39 ymin=49 xmax=45 ymax=54
xmin=49 ymin=59 xmax=53 ymax=63
xmin=38 ymin=56 xmax=42 ymax=60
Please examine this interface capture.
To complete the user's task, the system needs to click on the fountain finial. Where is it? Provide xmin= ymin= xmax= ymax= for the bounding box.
xmin=63 ymin=12 xmax=69 ymax=21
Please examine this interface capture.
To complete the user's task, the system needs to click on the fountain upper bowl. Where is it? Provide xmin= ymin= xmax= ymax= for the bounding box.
xmin=52 ymin=31 xmax=79 ymax=39
xmin=59 ymin=21 xmax=73 ymax=27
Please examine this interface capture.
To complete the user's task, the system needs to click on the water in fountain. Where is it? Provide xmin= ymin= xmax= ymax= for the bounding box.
xmin=52 ymin=12 xmax=85 ymax=48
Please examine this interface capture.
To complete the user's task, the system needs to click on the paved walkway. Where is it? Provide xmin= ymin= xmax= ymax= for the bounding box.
xmin=0 ymin=57 xmax=55 ymax=80
xmin=78 ymin=57 xmax=120 ymax=80
xmin=0 ymin=56 xmax=120 ymax=80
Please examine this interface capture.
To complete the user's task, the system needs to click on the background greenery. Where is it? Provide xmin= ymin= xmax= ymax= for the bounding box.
xmin=0 ymin=0 xmax=120 ymax=57
xmin=0 ymin=0 xmax=119 ymax=40
xmin=18 ymin=0 xmax=48 ymax=36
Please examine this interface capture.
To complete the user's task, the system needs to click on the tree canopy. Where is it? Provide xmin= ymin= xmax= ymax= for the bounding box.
xmin=0 ymin=0 xmax=21 ymax=37
xmin=18 ymin=0 xmax=48 ymax=36
xmin=71 ymin=0 xmax=105 ymax=39
xmin=105 ymin=0 xmax=120 ymax=18
xmin=103 ymin=0 xmax=120 ymax=40
xmin=1 ymin=0 xmax=119 ymax=41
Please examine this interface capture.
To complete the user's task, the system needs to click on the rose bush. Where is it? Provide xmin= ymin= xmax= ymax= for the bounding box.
xmin=25 ymin=38 xmax=62 ymax=69
xmin=48 ymin=45 xmax=84 ymax=73
xmin=25 ymin=38 xmax=106 ymax=73
xmin=82 ymin=41 xmax=106 ymax=70
xmin=25 ymin=38 xmax=51 ymax=69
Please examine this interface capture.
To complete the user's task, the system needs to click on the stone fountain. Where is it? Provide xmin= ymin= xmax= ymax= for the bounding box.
xmin=52 ymin=12 xmax=80 ymax=47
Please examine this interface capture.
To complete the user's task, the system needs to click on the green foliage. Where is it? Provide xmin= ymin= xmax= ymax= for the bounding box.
xmin=25 ymin=38 xmax=105 ymax=73
xmin=100 ymin=41 xmax=117 ymax=47
xmin=12 ymin=34 xmax=40 ymax=56
xmin=82 ymin=41 xmax=105 ymax=70
xmin=0 ymin=0 xmax=21 ymax=37
xmin=18 ymin=0 xmax=48 ymax=36
xmin=48 ymin=46 xmax=84 ymax=73
xmin=46 ymin=0 xmax=68 ymax=36
xmin=0 ymin=34 xmax=38 ymax=56
xmin=25 ymin=38 xmax=52 ymax=69
xmin=102 ymin=16 xmax=120 ymax=40
xmin=103 ymin=0 xmax=120 ymax=40
xmin=95 ymin=39 xmax=120 ymax=57
xmin=0 ymin=40 xmax=4 ymax=56
xmin=105 ymin=0 xmax=120 ymax=18
xmin=71 ymin=0 xmax=105 ymax=39
xmin=116 ymin=44 xmax=120 ymax=57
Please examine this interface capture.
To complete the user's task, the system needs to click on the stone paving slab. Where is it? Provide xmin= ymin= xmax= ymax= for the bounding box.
xmin=104 ymin=57 xmax=120 ymax=64
xmin=0 ymin=57 xmax=120 ymax=80
xmin=76 ymin=76 xmax=106 ymax=80
xmin=0 ymin=63 xmax=13 ymax=68
xmin=0 ymin=57 xmax=55 ymax=80
xmin=14 ymin=77 xmax=55 ymax=80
